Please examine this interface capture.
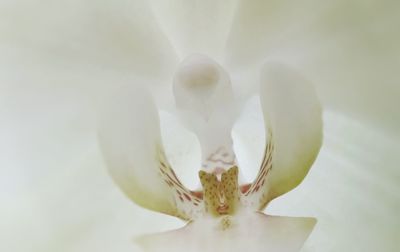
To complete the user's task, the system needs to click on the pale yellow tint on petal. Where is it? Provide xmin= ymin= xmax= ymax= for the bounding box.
xmin=137 ymin=212 xmax=316 ymax=252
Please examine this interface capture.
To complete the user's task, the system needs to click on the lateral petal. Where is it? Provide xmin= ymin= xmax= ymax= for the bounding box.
xmin=243 ymin=63 xmax=322 ymax=209
xmin=98 ymin=87 xmax=203 ymax=220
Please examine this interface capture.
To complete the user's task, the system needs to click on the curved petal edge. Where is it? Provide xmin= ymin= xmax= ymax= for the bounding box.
xmin=136 ymin=212 xmax=316 ymax=252
xmin=243 ymin=63 xmax=323 ymax=210
xmin=97 ymin=87 xmax=203 ymax=220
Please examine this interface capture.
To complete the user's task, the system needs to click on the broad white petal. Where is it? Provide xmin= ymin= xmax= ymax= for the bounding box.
xmin=150 ymin=0 xmax=239 ymax=59
xmin=98 ymin=87 xmax=203 ymax=220
xmin=269 ymin=111 xmax=400 ymax=252
xmin=225 ymin=0 xmax=400 ymax=133
xmin=0 ymin=82 xmax=184 ymax=252
xmin=137 ymin=212 xmax=315 ymax=252
xmin=0 ymin=0 xmax=178 ymax=80
xmin=243 ymin=64 xmax=322 ymax=209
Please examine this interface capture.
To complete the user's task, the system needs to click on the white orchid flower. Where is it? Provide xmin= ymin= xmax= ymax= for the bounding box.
xmin=1 ymin=1 xmax=399 ymax=252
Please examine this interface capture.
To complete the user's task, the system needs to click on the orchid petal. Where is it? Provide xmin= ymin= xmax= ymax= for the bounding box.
xmin=137 ymin=212 xmax=315 ymax=252
xmin=0 ymin=0 xmax=178 ymax=80
xmin=243 ymin=63 xmax=322 ymax=209
xmin=225 ymin=0 xmax=400 ymax=132
xmin=271 ymin=112 xmax=400 ymax=251
xmin=150 ymin=0 xmax=239 ymax=59
xmin=98 ymin=87 xmax=203 ymax=220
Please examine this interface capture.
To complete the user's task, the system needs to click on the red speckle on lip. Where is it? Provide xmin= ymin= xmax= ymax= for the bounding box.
xmin=183 ymin=193 xmax=192 ymax=201
xmin=240 ymin=184 xmax=251 ymax=194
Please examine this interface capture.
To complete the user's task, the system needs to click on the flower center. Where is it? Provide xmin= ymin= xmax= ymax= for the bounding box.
xmin=199 ymin=166 xmax=240 ymax=216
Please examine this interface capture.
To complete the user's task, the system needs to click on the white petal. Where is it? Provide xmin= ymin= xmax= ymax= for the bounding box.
xmin=137 ymin=212 xmax=316 ymax=252
xmin=269 ymin=111 xmax=400 ymax=252
xmin=243 ymin=63 xmax=322 ymax=207
xmin=0 ymin=82 xmax=184 ymax=252
xmin=225 ymin=0 xmax=322 ymax=67
xmin=150 ymin=0 xmax=239 ymax=59
xmin=98 ymin=87 xmax=203 ymax=220
xmin=225 ymin=0 xmax=400 ymax=133
xmin=0 ymin=0 xmax=178 ymax=80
